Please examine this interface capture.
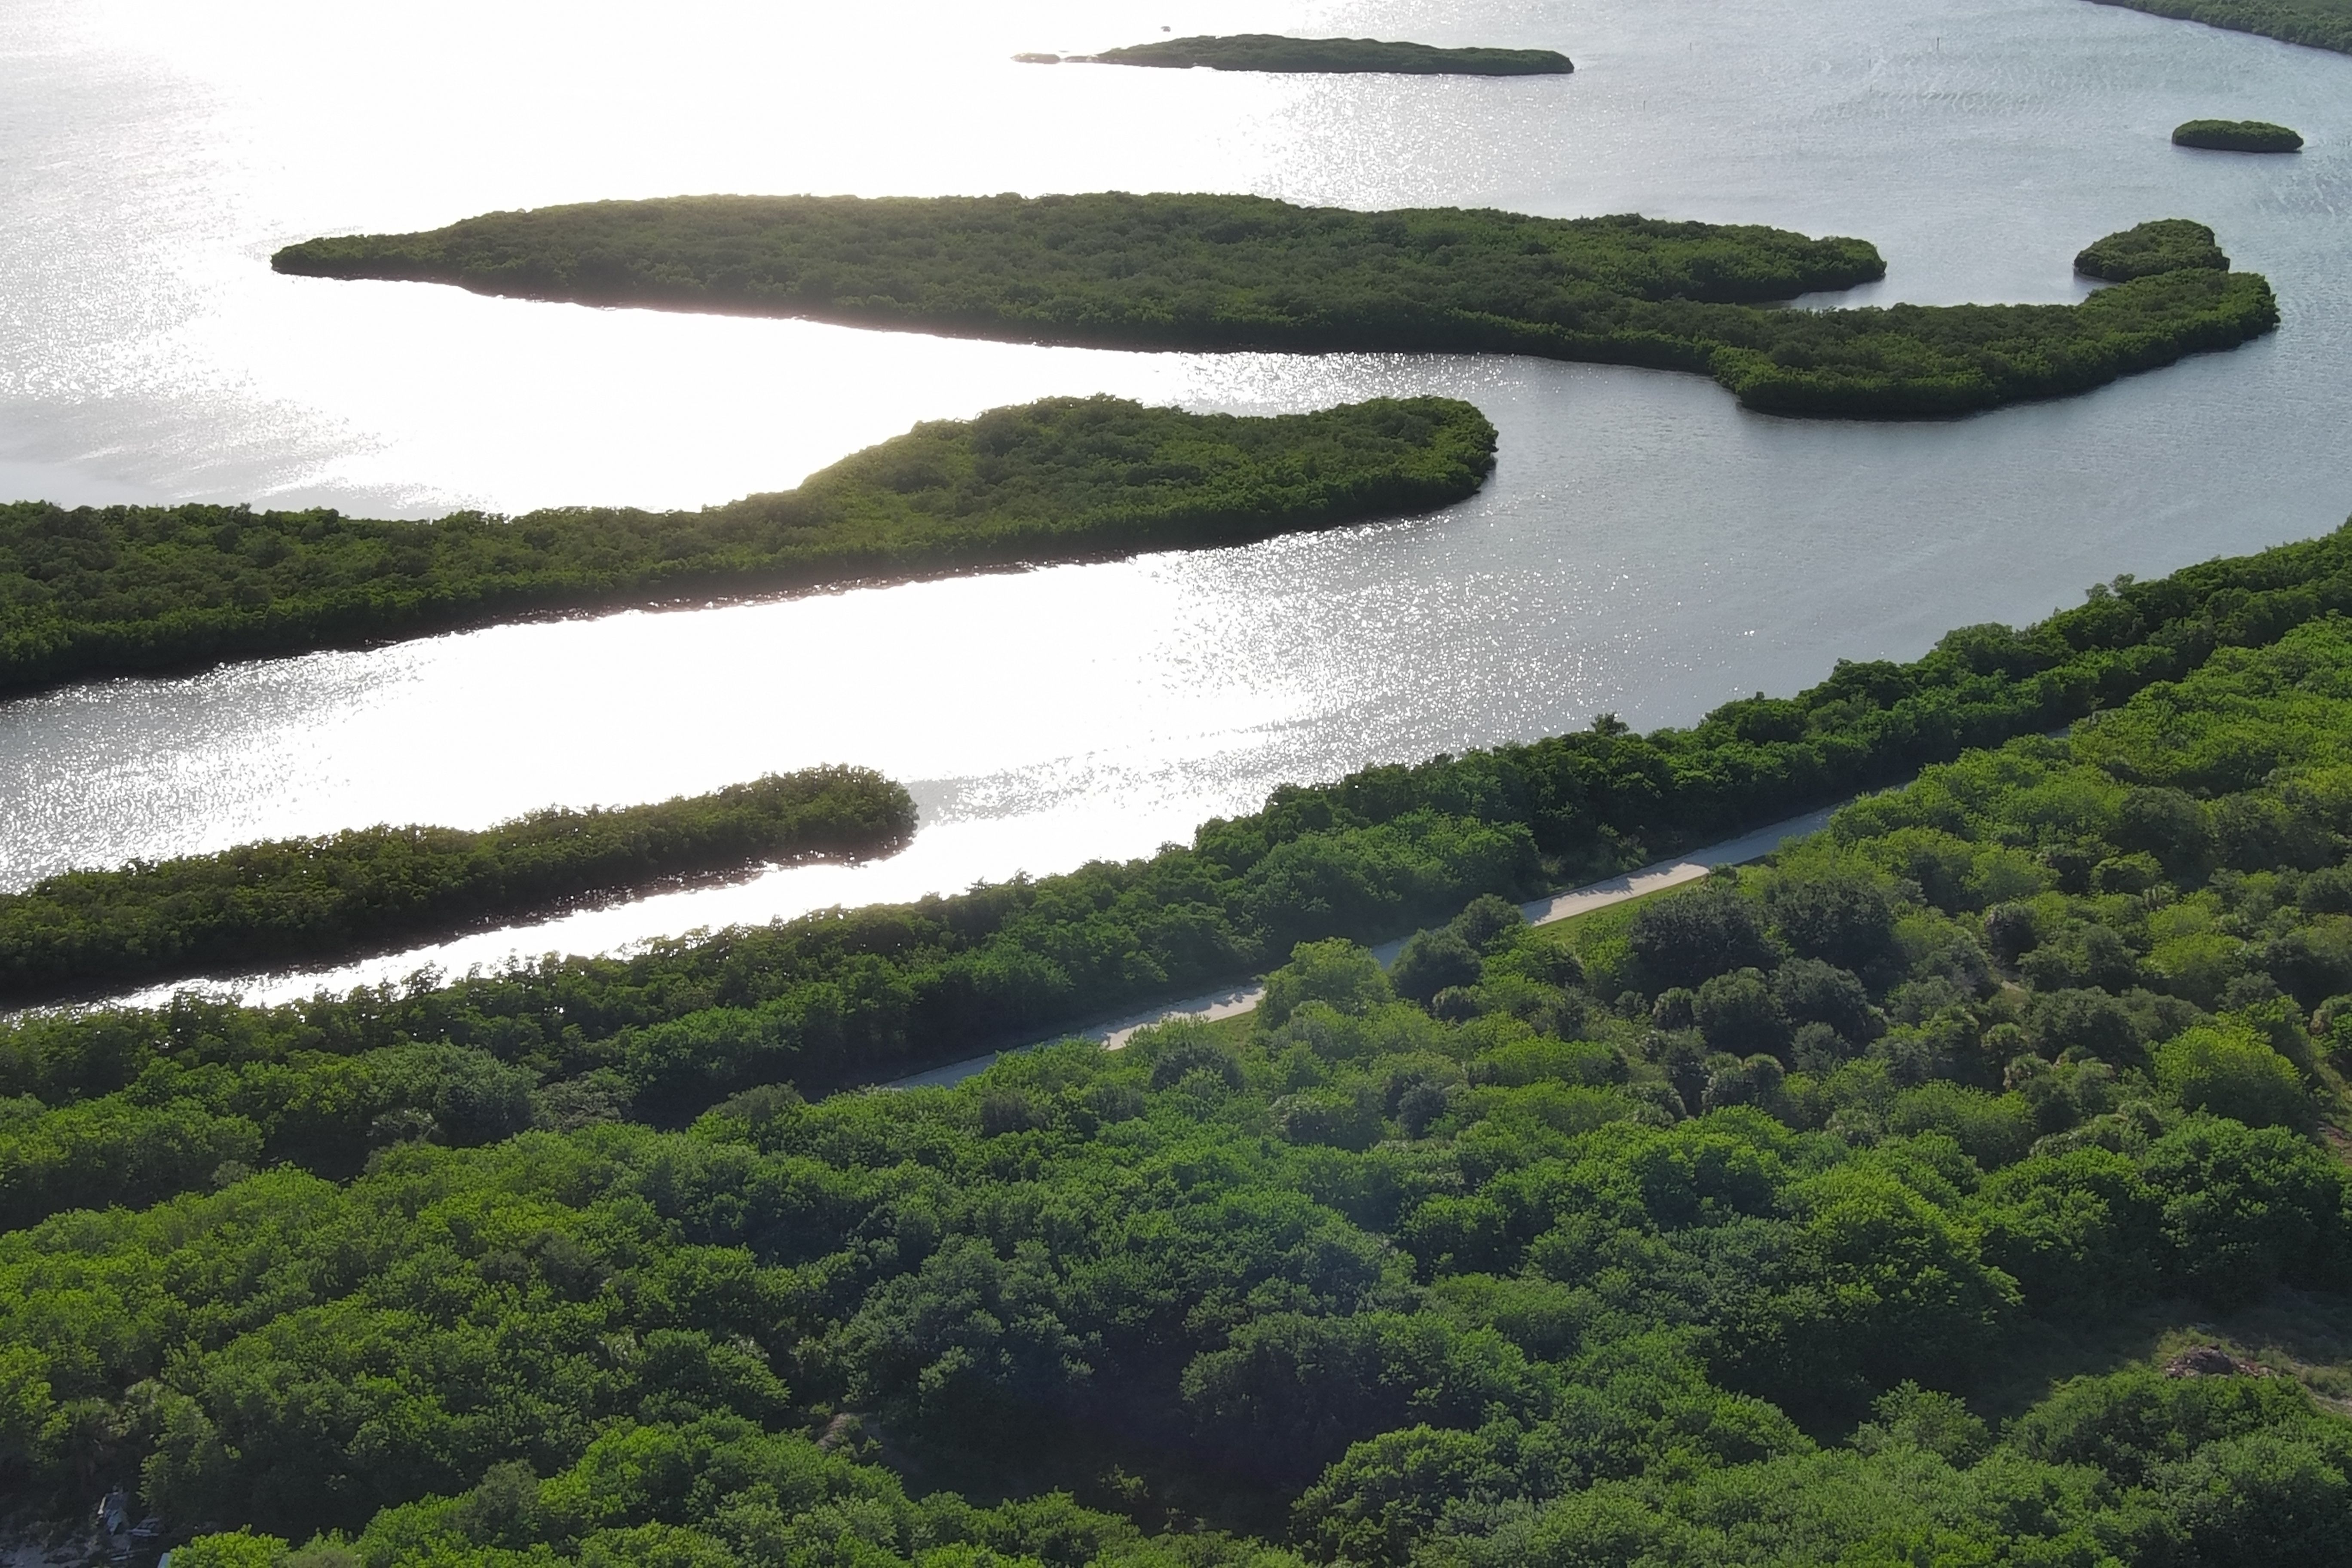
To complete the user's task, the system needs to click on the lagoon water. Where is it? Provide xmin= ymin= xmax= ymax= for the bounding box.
xmin=4 ymin=0 xmax=2350 ymax=999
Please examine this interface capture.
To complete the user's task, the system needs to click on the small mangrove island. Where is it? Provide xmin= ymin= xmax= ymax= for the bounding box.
xmin=2174 ymin=117 xmax=2306 ymax=151
xmin=2074 ymin=217 xmax=2232 ymax=281
xmin=2086 ymin=0 xmax=2352 ymax=55
xmin=274 ymin=191 xmax=2280 ymax=421
xmin=0 ymin=767 xmax=915 ymax=1006
xmin=1033 ymin=34 xmax=1574 ymax=75
xmin=0 ymin=394 xmax=1494 ymax=694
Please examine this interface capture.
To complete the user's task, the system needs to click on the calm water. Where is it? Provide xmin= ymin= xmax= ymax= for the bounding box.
xmin=4 ymin=0 xmax=2349 ymax=998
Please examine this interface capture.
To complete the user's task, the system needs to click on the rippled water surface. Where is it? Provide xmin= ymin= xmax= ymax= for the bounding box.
xmin=4 ymin=0 xmax=2349 ymax=992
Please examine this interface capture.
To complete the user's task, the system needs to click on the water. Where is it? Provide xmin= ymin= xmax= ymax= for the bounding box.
xmin=4 ymin=0 xmax=2349 ymax=998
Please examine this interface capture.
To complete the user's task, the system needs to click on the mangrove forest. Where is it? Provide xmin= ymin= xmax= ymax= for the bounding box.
xmin=13 ymin=520 xmax=2352 ymax=1565
xmin=2173 ymin=116 xmax=2306 ymax=150
xmin=2089 ymin=0 xmax=2352 ymax=54
xmin=0 ymin=767 xmax=915 ymax=1008
xmin=0 ymin=395 xmax=1494 ymax=695
xmin=1066 ymin=35 xmax=1574 ymax=75
xmin=273 ymin=193 xmax=2281 ymax=420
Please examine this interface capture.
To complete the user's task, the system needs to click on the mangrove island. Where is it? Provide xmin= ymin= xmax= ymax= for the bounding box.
xmin=0 ymin=766 xmax=915 ymax=1007
xmin=0 ymin=394 xmax=1495 ymax=694
xmin=274 ymin=191 xmax=2281 ymax=420
xmin=2174 ymin=116 xmax=2306 ymax=151
xmin=2087 ymin=0 xmax=2352 ymax=55
xmin=1039 ymin=34 xmax=1574 ymax=75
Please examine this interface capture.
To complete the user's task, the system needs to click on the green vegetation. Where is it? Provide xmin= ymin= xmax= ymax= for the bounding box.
xmin=271 ymin=192 xmax=2281 ymax=420
xmin=0 ymin=395 xmax=1493 ymax=696
xmin=20 ymin=598 xmax=2352 ymax=1565
xmin=2174 ymin=117 xmax=2306 ymax=151
xmin=1077 ymin=35 xmax=1574 ymax=75
xmin=0 ymin=768 xmax=913 ymax=1007
xmin=2073 ymin=217 xmax=2231 ymax=282
xmin=2088 ymin=0 xmax=2352 ymax=55
xmin=6 ymin=520 xmax=2352 ymax=1241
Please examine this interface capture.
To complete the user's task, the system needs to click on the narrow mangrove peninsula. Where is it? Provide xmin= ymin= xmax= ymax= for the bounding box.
xmin=0 ymin=394 xmax=1493 ymax=694
xmin=2174 ymin=117 xmax=2306 ymax=151
xmin=1035 ymin=34 xmax=1574 ymax=75
xmin=274 ymin=193 xmax=2281 ymax=419
xmin=2088 ymin=0 xmax=2352 ymax=53
xmin=0 ymin=766 xmax=914 ymax=1006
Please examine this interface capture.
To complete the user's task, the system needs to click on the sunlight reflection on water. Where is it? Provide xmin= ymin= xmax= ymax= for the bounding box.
xmin=4 ymin=0 xmax=2351 ymax=998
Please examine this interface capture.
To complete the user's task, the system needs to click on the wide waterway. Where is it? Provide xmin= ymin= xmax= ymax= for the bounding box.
xmin=4 ymin=0 xmax=2350 ymax=1000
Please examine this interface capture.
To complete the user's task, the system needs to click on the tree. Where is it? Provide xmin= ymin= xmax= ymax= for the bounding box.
xmin=2155 ymin=1025 xmax=2314 ymax=1132
xmin=1262 ymin=940 xmax=1393 ymax=1026
xmin=1630 ymin=886 xmax=1780 ymax=994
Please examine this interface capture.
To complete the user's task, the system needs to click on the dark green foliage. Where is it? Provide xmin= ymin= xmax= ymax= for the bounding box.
xmin=0 ymin=768 xmax=914 ymax=1004
xmin=2074 ymin=217 xmax=2231 ymax=282
xmin=1081 ymin=34 xmax=1574 ymax=75
xmin=1631 ymin=885 xmax=1780 ymax=992
xmin=1391 ymin=928 xmax=1482 ymax=1004
xmin=1694 ymin=969 xmax=1791 ymax=1058
xmin=2175 ymin=117 xmax=2307 ymax=151
xmin=1764 ymin=869 xmax=1901 ymax=974
xmin=272 ymin=192 xmax=2281 ymax=419
xmin=0 ymin=395 xmax=1495 ymax=694
xmin=2089 ymin=0 xmax=2352 ymax=54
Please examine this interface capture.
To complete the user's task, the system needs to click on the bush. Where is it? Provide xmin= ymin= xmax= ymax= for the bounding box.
xmin=2156 ymin=1025 xmax=2315 ymax=1131
xmin=1632 ymin=887 xmax=1781 ymax=994
xmin=1695 ymin=970 xmax=1792 ymax=1059
xmin=1263 ymin=940 xmax=1394 ymax=1026
xmin=1393 ymin=928 xmax=1484 ymax=1004
xmin=2144 ymin=1119 xmax=2349 ymax=1305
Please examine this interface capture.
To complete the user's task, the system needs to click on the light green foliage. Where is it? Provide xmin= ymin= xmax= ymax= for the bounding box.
xmin=2157 ymin=1023 xmax=2314 ymax=1129
xmin=1262 ymin=939 xmax=1395 ymax=1026
xmin=273 ymin=192 xmax=2278 ymax=418
xmin=171 ymin=1531 xmax=291 ymax=1568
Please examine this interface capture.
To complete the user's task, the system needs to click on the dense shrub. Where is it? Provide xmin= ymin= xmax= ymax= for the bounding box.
xmin=2088 ymin=0 xmax=2352 ymax=55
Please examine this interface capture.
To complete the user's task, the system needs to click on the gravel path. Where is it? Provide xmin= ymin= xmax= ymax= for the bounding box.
xmin=886 ymin=802 xmax=1841 ymax=1089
